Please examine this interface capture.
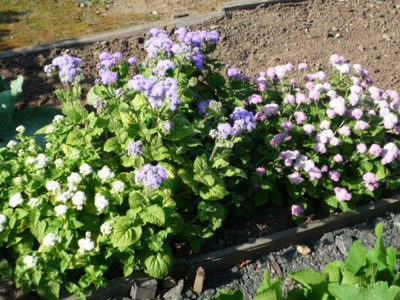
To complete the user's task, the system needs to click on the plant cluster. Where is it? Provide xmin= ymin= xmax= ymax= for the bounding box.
xmin=212 ymin=223 xmax=400 ymax=300
xmin=0 ymin=26 xmax=399 ymax=298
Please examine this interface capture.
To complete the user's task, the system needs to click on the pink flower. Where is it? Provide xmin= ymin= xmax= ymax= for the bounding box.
xmin=329 ymin=137 xmax=340 ymax=146
xmin=357 ymin=143 xmax=367 ymax=154
xmin=314 ymin=71 xmax=327 ymax=81
xmin=262 ymin=104 xmax=280 ymax=117
xmin=255 ymin=167 xmax=266 ymax=176
xmin=270 ymin=133 xmax=290 ymax=147
xmin=308 ymin=167 xmax=322 ymax=181
xmin=289 ymin=172 xmax=303 ymax=185
xmin=303 ymin=124 xmax=315 ymax=136
xmin=314 ymin=143 xmax=327 ymax=154
xmin=320 ymin=120 xmax=331 ymax=130
xmin=381 ymin=142 xmax=399 ymax=164
xmin=321 ymin=165 xmax=329 ymax=172
xmin=334 ymin=187 xmax=352 ymax=202
xmin=362 ymin=172 xmax=378 ymax=191
xmin=354 ymin=120 xmax=370 ymax=130
xmin=338 ymin=126 xmax=351 ymax=136
xmin=254 ymin=72 xmax=267 ymax=92
xmin=334 ymin=154 xmax=343 ymax=163
xmin=383 ymin=113 xmax=398 ymax=129
xmin=295 ymin=93 xmax=309 ymax=105
xmin=248 ymin=94 xmax=263 ymax=105
xmin=326 ymin=109 xmax=336 ymax=119
xmin=328 ymin=170 xmax=341 ymax=182
xmin=281 ymin=120 xmax=293 ymax=132
xmin=309 ymin=90 xmax=321 ymax=100
xmin=350 ymin=108 xmax=363 ymax=120
xmin=298 ymin=62 xmax=308 ymax=70
xmin=291 ymin=204 xmax=304 ymax=216
xmin=369 ymin=144 xmax=382 ymax=156
xmin=329 ymin=96 xmax=346 ymax=116
xmin=294 ymin=111 xmax=307 ymax=124
xmin=283 ymin=94 xmax=296 ymax=105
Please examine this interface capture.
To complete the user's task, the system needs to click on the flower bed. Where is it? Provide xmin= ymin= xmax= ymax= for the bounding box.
xmin=0 ymin=26 xmax=400 ymax=299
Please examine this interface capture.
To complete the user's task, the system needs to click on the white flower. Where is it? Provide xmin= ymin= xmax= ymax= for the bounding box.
xmin=70 ymin=150 xmax=80 ymax=159
xmin=46 ymin=180 xmax=60 ymax=192
xmin=14 ymin=177 xmax=23 ymax=185
xmin=23 ymin=255 xmax=38 ymax=269
xmin=94 ymin=193 xmax=109 ymax=213
xmin=97 ymin=166 xmax=115 ymax=182
xmin=18 ymin=149 xmax=25 ymax=156
xmin=54 ymin=204 xmax=68 ymax=217
xmin=7 ymin=140 xmax=17 ymax=148
xmin=16 ymin=125 xmax=25 ymax=133
xmin=54 ymin=158 xmax=64 ymax=168
xmin=9 ymin=193 xmax=23 ymax=208
xmin=111 ymin=180 xmax=125 ymax=194
xmin=79 ymin=163 xmax=93 ymax=176
xmin=100 ymin=222 xmax=113 ymax=235
xmin=78 ymin=237 xmax=95 ymax=253
xmin=67 ymin=173 xmax=82 ymax=190
xmin=53 ymin=115 xmax=64 ymax=123
xmin=0 ymin=224 xmax=5 ymax=233
xmin=335 ymin=63 xmax=351 ymax=74
xmin=56 ymin=191 xmax=72 ymax=203
xmin=72 ymin=191 xmax=86 ymax=210
xmin=26 ymin=157 xmax=36 ymax=164
xmin=45 ymin=142 xmax=52 ymax=149
xmin=0 ymin=214 xmax=6 ymax=224
xmin=36 ymin=154 xmax=48 ymax=169
xmin=28 ymin=198 xmax=40 ymax=208
xmin=42 ymin=233 xmax=62 ymax=247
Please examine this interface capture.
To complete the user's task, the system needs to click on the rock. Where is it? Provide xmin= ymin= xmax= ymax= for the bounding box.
xmin=193 ymin=267 xmax=205 ymax=294
xmin=335 ymin=235 xmax=353 ymax=256
xmin=130 ymin=278 xmax=158 ymax=300
xmin=321 ymin=232 xmax=335 ymax=245
xmin=162 ymin=276 xmax=177 ymax=288
xmin=163 ymin=279 xmax=184 ymax=299
xmin=296 ymin=245 xmax=312 ymax=255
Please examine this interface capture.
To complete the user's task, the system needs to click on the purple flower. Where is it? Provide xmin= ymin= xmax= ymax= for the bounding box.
xmin=153 ymin=59 xmax=175 ymax=77
xmin=314 ymin=143 xmax=327 ymax=154
xmin=338 ymin=126 xmax=351 ymax=136
xmin=333 ymin=154 xmax=343 ymax=163
xmin=289 ymin=172 xmax=303 ymax=185
xmin=283 ymin=94 xmax=296 ymax=105
xmin=363 ymin=172 xmax=378 ymax=191
xmin=198 ymin=100 xmax=212 ymax=115
xmin=210 ymin=123 xmax=235 ymax=140
xmin=135 ymin=164 xmax=168 ymax=189
xmin=308 ymin=167 xmax=322 ymax=181
xmin=127 ymin=140 xmax=143 ymax=156
xmin=163 ymin=121 xmax=173 ymax=132
xmin=334 ymin=187 xmax=352 ymax=202
xmin=291 ymin=204 xmax=304 ymax=216
xmin=321 ymin=165 xmax=329 ymax=172
xmin=254 ymin=72 xmax=268 ymax=92
xmin=144 ymin=30 xmax=174 ymax=58
xmin=280 ymin=120 xmax=293 ymax=132
xmin=99 ymin=69 xmax=118 ymax=85
xmin=98 ymin=52 xmax=122 ymax=68
xmin=270 ymin=133 xmax=290 ymax=147
xmin=256 ymin=167 xmax=266 ymax=176
xmin=295 ymin=93 xmax=309 ymax=105
xmin=227 ymin=67 xmax=243 ymax=80
xmin=381 ymin=142 xmax=399 ymax=164
xmin=298 ymin=62 xmax=308 ymax=70
xmin=262 ymin=104 xmax=279 ymax=117
xmin=350 ymin=108 xmax=363 ymax=120
xmin=230 ymin=107 xmax=256 ymax=134
xmin=46 ymin=54 xmax=83 ymax=84
xmin=128 ymin=57 xmax=138 ymax=65
xmin=293 ymin=111 xmax=307 ymax=124
xmin=328 ymin=170 xmax=341 ymax=182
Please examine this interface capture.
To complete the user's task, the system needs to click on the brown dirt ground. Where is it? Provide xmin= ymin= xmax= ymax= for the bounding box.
xmin=0 ymin=0 xmax=399 ymax=109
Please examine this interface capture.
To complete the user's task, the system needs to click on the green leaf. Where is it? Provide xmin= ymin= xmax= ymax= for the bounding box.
xmin=254 ymin=280 xmax=283 ymax=300
xmin=199 ymin=182 xmax=228 ymax=201
xmin=194 ymin=155 xmax=208 ymax=175
xmin=329 ymin=282 xmax=400 ymax=300
xmin=345 ymin=240 xmax=367 ymax=275
xmin=66 ymin=130 xmax=85 ymax=146
xmin=10 ymin=75 xmax=24 ymax=97
xmin=141 ymin=205 xmax=166 ymax=226
xmin=323 ymin=261 xmax=344 ymax=282
xmin=128 ymin=191 xmax=145 ymax=209
xmin=289 ymin=269 xmax=327 ymax=288
xmin=139 ymin=246 xmax=173 ymax=279
xmin=104 ymin=136 xmax=120 ymax=153
xmin=211 ymin=289 xmax=243 ymax=300
xmin=110 ymin=216 xmax=142 ymax=248
xmin=165 ymin=117 xmax=194 ymax=140
xmin=221 ymin=166 xmax=247 ymax=179
xmin=198 ymin=201 xmax=226 ymax=231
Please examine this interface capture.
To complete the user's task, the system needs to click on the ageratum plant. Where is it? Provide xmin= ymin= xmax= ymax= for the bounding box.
xmin=0 ymin=26 xmax=399 ymax=299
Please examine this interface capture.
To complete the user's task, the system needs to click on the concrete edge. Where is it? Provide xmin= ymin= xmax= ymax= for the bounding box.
xmin=186 ymin=195 xmax=400 ymax=274
xmin=0 ymin=0 xmax=307 ymax=59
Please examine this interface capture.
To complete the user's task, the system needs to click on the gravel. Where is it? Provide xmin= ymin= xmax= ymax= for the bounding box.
xmin=177 ymin=209 xmax=400 ymax=299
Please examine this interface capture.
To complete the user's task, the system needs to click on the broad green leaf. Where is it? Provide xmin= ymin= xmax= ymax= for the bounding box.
xmin=221 ymin=166 xmax=247 ymax=179
xmin=345 ymin=240 xmax=367 ymax=275
xmin=376 ymin=164 xmax=390 ymax=181
xmin=198 ymin=201 xmax=226 ymax=231
xmin=289 ymin=269 xmax=327 ymax=288
xmin=128 ymin=191 xmax=145 ymax=209
xmin=110 ymin=216 xmax=142 ymax=248
xmin=211 ymin=289 xmax=243 ymax=300
xmin=165 ymin=117 xmax=194 ymax=140
xmin=194 ymin=155 xmax=208 ymax=175
xmin=329 ymin=282 xmax=400 ymax=300
xmin=141 ymin=205 xmax=165 ymax=226
xmin=199 ymin=183 xmax=228 ymax=201
xmin=139 ymin=246 xmax=172 ymax=279
xmin=9 ymin=75 xmax=24 ymax=97
xmin=254 ymin=281 xmax=283 ymax=300
xmin=104 ymin=136 xmax=120 ymax=153
xmin=323 ymin=261 xmax=343 ymax=282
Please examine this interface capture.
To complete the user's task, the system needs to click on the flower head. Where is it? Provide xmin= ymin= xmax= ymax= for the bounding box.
xmin=135 ymin=164 xmax=168 ymax=189
xmin=334 ymin=187 xmax=352 ymax=202
xmin=291 ymin=204 xmax=304 ymax=216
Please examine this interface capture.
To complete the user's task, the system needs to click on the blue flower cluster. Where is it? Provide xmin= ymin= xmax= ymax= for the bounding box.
xmin=134 ymin=164 xmax=168 ymax=189
xmin=128 ymin=75 xmax=181 ymax=111
xmin=44 ymin=54 xmax=83 ymax=84
xmin=96 ymin=52 xmax=123 ymax=85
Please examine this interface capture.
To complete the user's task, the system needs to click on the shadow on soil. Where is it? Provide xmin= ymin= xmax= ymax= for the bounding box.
xmin=0 ymin=10 xmax=27 ymax=51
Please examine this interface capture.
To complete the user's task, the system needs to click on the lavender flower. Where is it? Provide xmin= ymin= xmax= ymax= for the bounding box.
xmin=381 ymin=142 xmax=399 ymax=164
xmin=45 ymin=54 xmax=83 ymax=84
xmin=293 ymin=111 xmax=307 ymax=124
xmin=328 ymin=170 xmax=341 ymax=182
xmin=153 ymin=59 xmax=175 ymax=77
xmin=334 ymin=187 xmax=352 ymax=202
xmin=135 ymin=164 xmax=168 ymax=189
xmin=98 ymin=52 xmax=122 ymax=68
xmin=363 ymin=172 xmax=378 ymax=191
xmin=369 ymin=144 xmax=382 ymax=156
xmin=333 ymin=154 xmax=344 ymax=163
xmin=270 ymin=132 xmax=291 ymax=147
xmin=210 ymin=123 xmax=235 ymax=140
xmin=127 ymin=140 xmax=143 ymax=156
xmin=291 ymin=204 xmax=304 ymax=216
xmin=99 ymin=69 xmax=118 ymax=85
xmin=227 ymin=67 xmax=243 ymax=80
xmin=256 ymin=167 xmax=266 ymax=176
xmin=198 ymin=100 xmax=212 ymax=114
xmin=229 ymin=107 xmax=256 ymax=134
xmin=289 ymin=172 xmax=303 ymax=185
xmin=254 ymin=72 xmax=267 ymax=92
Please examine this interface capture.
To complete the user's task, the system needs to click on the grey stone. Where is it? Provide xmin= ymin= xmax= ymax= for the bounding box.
xmin=164 ymin=279 xmax=184 ymax=299
xmin=130 ymin=278 xmax=158 ymax=300
xmin=335 ymin=235 xmax=353 ymax=256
